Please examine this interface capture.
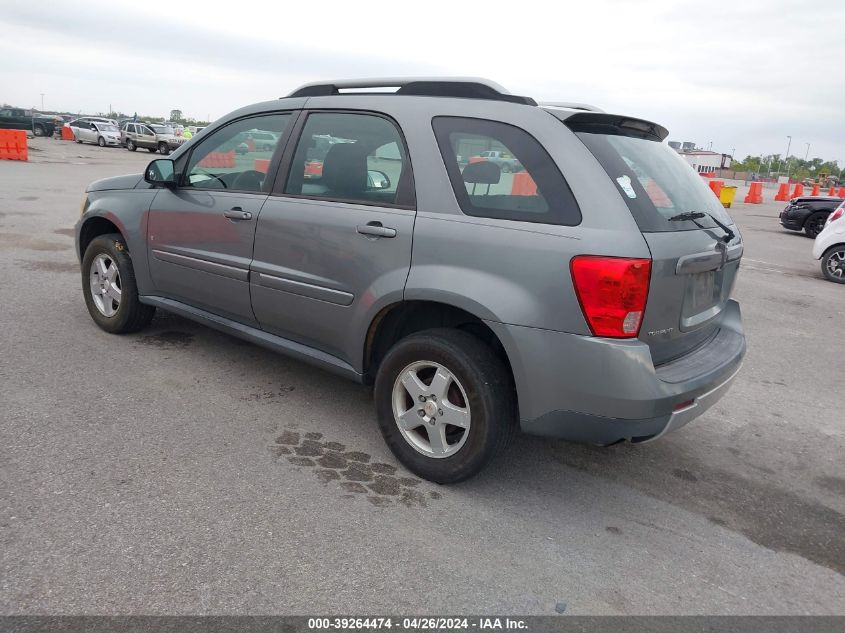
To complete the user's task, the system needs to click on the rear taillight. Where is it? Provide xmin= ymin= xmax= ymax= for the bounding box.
xmin=830 ymin=207 xmax=844 ymax=223
xmin=570 ymin=256 xmax=652 ymax=338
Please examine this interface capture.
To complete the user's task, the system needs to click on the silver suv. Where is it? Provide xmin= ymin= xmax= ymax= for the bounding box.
xmin=120 ymin=122 xmax=185 ymax=154
xmin=75 ymin=78 xmax=745 ymax=483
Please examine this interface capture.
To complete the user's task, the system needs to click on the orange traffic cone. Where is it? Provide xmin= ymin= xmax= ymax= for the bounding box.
xmin=811 ymin=184 xmax=820 ymax=196
xmin=838 ymin=187 xmax=845 ymax=197
xmin=791 ymin=183 xmax=804 ymax=198
xmin=774 ymin=183 xmax=790 ymax=201
xmin=708 ymin=180 xmax=724 ymax=198
xmin=827 ymin=187 xmax=836 ymax=196
xmin=744 ymin=181 xmax=763 ymax=204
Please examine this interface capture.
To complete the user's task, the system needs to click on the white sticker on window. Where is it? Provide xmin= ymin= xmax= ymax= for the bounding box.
xmin=616 ymin=175 xmax=637 ymax=199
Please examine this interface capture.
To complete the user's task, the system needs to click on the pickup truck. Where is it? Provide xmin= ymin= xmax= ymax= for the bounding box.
xmin=0 ymin=107 xmax=60 ymax=137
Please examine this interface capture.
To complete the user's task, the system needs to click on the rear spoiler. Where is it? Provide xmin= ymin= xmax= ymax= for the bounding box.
xmin=550 ymin=111 xmax=669 ymax=142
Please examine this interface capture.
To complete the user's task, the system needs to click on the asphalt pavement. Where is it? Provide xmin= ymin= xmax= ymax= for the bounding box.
xmin=0 ymin=138 xmax=843 ymax=615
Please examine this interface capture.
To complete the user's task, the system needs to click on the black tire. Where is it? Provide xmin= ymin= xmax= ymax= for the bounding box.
xmin=804 ymin=212 xmax=828 ymax=238
xmin=158 ymin=142 xmax=169 ymax=155
xmin=76 ymin=139 xmax=83 ymax=144
xmin=81 ymin=233 xmax=155 ymax=334
xmin=821 ymin=245 xmax=845 ymax=283
xmin=127 ymin=139 xmax=136 ymax=151
xmin=97 ymin=136 xmax=106 ymax=147
xmin=500 ymin=163 xmax=511 ymax=173
xmin=374 ymin=328 xmax=516 ymax=483
xmin=33 ymin=124 xmax=45 ymax=137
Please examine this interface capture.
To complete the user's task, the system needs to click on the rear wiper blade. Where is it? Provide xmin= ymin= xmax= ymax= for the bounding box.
xmin=668 ymin=211 xmax=735 ymax=243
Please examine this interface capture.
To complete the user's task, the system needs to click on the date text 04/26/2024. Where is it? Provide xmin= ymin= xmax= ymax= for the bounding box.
xmin=307 ymin=618 xmax=528 ymax=630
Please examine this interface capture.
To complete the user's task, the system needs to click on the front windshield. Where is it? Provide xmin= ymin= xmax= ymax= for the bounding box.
xmin=151 ymin=125 xmax=173 ymax=134
xmin=576 ymin=132 xmax=734 ymax=232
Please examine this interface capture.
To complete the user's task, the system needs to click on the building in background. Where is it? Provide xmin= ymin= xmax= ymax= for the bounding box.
xmin=669 ymin=141 xmax=732 ymax=173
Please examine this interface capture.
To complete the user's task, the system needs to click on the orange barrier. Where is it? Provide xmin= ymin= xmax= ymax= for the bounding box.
xmin=838 ymin=187 xmax=845 ymax=197
xmin=744 ymin=181 xmax=763 ymax=204
xmin=827 ymin=186 xmax=836 ymax=196
xmin=61 ymin=125 xmax=74 ymax=141
xmin=811 ymin=184 xmax=820 ymax=196
xmin=774 ymin=183 xmax=790 ymax=201
xmin=790 ymin=183 xmax=804 ymax=199
xmin=0 ymin=129 xmax=28 ymax=161
xmin=511 ymin=171 xmax=537 ymax=196
xmin=708 ymin=180 xmax=724 ymax=198
xmin=197 ymin=150 xmax=235 ymax=169
xmin=254 ymin=158 xmax=270 ymax=174
xmin=698 ymin=171 xmax=717 ymax=178
xmin=468 ymin=156 xmax=485 ymax=164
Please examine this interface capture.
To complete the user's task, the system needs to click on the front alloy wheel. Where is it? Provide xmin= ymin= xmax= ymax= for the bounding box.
xmin=822 ymin=246 xmax=845 ymax=283
xmin=89 ymin=253 xmax=121 ymax=317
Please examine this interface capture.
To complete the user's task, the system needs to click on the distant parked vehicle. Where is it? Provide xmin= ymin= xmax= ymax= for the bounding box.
xmin=812 ymin=201 xmax=845 ymax=283
xmin=120 ymin=122 xmax=185 ymax=154
xmin=779 ymin=196 xmax=844 ymax=238
xmin=473 ymin=150 xmax=523 ymax=172
xmin=0 ymin=107 xmax=60 ymax=136
xmin=69 ymin=119 xmax=122 ymax=147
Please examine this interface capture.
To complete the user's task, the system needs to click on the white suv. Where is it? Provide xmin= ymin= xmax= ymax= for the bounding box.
xmin=813 ymin=201 xmax=845 ymax=283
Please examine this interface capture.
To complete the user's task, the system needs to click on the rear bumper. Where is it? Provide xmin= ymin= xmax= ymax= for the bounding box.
xmin=486 ymin=299 xmax=745 ymax=444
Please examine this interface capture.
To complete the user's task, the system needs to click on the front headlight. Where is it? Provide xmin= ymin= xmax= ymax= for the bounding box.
xmin=80 ymin=194 xmax=89 ymax=217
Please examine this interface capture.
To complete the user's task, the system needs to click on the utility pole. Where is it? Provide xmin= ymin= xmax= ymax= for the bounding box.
xmin=40 ymin=93 xmax=44 ymax=111
xmin=784 ymin=135 xmax=793 ymax=180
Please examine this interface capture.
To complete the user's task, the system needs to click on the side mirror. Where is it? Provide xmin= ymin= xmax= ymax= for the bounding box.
xmin=145 ymin=159 xmax=177 ymax=187
xmin=367 ymin=170 xmax=391 ymax=189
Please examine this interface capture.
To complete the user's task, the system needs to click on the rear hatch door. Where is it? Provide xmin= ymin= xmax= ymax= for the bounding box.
xmin=566 ymin=113 xmax=742 ymax=364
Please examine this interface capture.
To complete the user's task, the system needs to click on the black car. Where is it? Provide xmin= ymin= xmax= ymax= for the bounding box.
xmin=780 ymin=196 xmax=844 ymax=238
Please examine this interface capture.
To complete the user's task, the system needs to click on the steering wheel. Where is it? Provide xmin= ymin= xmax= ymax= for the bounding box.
xmin=231 ymin=170 xmax=265 ymax=192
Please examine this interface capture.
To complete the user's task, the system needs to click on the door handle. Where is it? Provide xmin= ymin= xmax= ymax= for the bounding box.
xmin=223 ymin=208 xmax=252 ymax=221
xmin=357 ymin=222 xmax=396 ymax=238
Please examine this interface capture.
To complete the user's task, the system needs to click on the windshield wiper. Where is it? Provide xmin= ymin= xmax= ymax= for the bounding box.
xmin=668 ymin=211 xmax=735 ymax=243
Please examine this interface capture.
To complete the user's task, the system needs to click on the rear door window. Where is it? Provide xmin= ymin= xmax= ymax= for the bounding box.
xmin=284 ymin=112 xmax=413 ymax=208
xmin=432 ymin=117 xmax=580 ymax=226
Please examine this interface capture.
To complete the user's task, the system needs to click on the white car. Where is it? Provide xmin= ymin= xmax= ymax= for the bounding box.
xmin=70 ymin=119 xmax=122 ymax=147
xmin=813 ymin=200 xmax=845 ymax=283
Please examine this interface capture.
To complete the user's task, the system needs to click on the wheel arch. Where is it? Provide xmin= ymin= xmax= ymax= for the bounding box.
xmin=78 ymin=214 xmax=126 ymax=260
xmin=363 ymin=300 xmax=516 ymax=397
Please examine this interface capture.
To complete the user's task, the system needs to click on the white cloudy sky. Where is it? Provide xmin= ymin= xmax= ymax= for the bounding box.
xmin=1 ymin=0 xmax=843 ymax=164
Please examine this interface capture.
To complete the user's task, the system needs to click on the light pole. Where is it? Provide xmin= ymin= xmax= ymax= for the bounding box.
xmin=804 ymin=143 xmax=810 ymax=160
xmin=784 ymin=135 xmax=793 ymax=180
xmin=40 ymin=93 xmax=44 ymax=111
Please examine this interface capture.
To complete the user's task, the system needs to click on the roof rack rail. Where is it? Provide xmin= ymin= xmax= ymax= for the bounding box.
xmin=286 ymin=77 xmax=537 ymax=105
xmin=539 ymin=101 xmax=605 ymax=113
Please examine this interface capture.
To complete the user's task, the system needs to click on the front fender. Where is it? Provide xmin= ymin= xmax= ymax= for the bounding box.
xmin=76 ymin=189 xmax=157 ymax=294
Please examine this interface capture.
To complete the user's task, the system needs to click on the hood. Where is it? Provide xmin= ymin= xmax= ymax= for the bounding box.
xmin=87 ymin=173 xmax=143 ymax=192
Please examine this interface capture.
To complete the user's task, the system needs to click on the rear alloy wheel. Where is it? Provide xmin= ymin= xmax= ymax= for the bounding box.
xmin=127 ymin=139 xmax=136 ymax=151
xmin=33 ymin=124 xmax=45 ymax=137
xmin=158 ymin=142 xmax=170 ymax=155
xmin=821 ymin=246 xmax=845 ymax=283
xmin=374 ymin=328 xmax=516 ymax=483
xmin=804 ymin=212 xmax=828 ymax=238
xmin=82 ymin=233 xmax=155 ymax=333
xmin=97 ymin=136 xmax=106 ymax=147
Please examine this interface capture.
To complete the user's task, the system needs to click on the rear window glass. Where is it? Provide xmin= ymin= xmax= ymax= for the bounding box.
xmin=575 ymin=131 xmax=734 ymax=232
xmin=432 ymin=117 xmax=580 ymax=226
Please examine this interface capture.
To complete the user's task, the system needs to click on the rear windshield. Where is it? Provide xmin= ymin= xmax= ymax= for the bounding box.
xmin=576 ymin=131 xmax=734 ymax=232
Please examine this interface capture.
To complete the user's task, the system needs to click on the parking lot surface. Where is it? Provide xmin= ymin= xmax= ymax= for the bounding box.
xmin=1 ymin=138 xmax=843 ymax=615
